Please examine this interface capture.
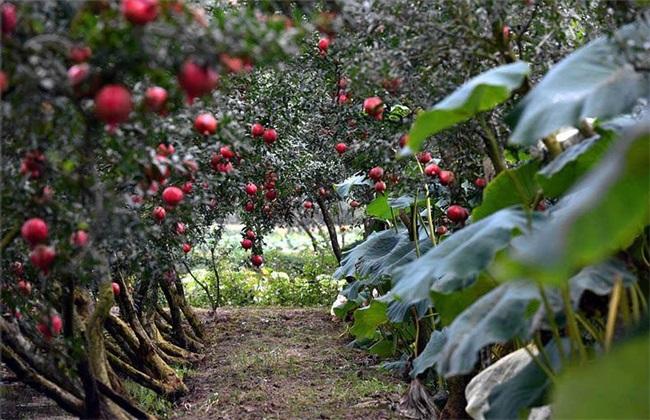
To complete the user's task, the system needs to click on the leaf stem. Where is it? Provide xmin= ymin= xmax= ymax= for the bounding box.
xmin=538 ymin=285 xmax=566 ymax=363
xmin=478 ymin=114 xmax=507 ymax=174
xmin=561 ymin=285 xmax=587 ymax=362
xmin=605 ymin=276 xmax=623 ymax=352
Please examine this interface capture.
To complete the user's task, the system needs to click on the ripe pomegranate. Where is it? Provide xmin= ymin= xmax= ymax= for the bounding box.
xmin=350 ymin=200 xmax=360 ymax=208
xmin=112 ymin=282 xmax=121 ymax=296
xmin=368 ymin=166 xmax=384 ymax=181
xmin=156 ymin=143 xmax=174 ymax=157
xmin=303 ymin=200 xmax=313 ymax=209
xmin=177 ymin=60 xmax=218 ymax=103
xmin=335 ymin=143 xmax=347 ymax=155
xmin=251 ymin=254 xmax=264 ymax=267
xmin=37 ymin=322 xmax=51 ymax=340
xmin=29 ymin=245 xmax=56 ymax=272
xmin=217 ymin=161 xmax=233 ymax=174
xmin=122 ymin=0 xmax=159 ymax=25
xmin=265 ymin=189 xmax=277 ymax=201
xmin=21 ymin=218 xmax=48 ymax=246
xmin=94 ymin=84 xmax=133 ymax=128
xmin=1 ymin=2 xmax=17 ymax=35
xmin=152 ymin=206 xmax=166 ymax=221
xmin=435 ymin=226 xmax=448 ymax=235
xmin=418 ymin=152 xmax=432 ymax=164
xmin=71 ymin=230 xmax=89 ymax=247
xmin=244 ymin=201 xmax=254 ymax=212
xmin=399 ymin=134 xmax=409 ymax=148
xmin=251 ymin=123 xmax=265 ymax=137
xmin=439 ymin=170 xmax=455 ymax=186
xmin=67 ymin=63 xmax=89 ymax=86
xmin=50 ymin=314 xmax=63 ymax=335
xmin=241 ymin=239 xmax=253 ymax=250
xmin=245 ymin=229 xmax=256 ymax=240
xmin=338 ymin=78 xmax=348 ymax=89
xmin=181 ymin=181 xmax=193 ymax=194
xmin=363 ymin=96 xmax=384 ymax=119
xmin=182 ymin=243 xmax=192 ymax=253
xmin=318 ymin=37 xmax=330 ymax=52
xmin=474 ymin=177 xmax=487 ymax=188
xmin=176 ymin=222 xmax=186 ymax=234
xmin=424 ymin=164 xmax=441 ymax=177
xmin=447 ymin=205 xmax=469 ymax=223
xmin=145 ymin=86 xmax=168 ymax=112
xmin=374 ymin=181 xmax=386 ymax=193
xmin=20 ymin=150 xmax=46 ymax=179
xmin=220 ymin=146 xmax=235 ymax=159
xmin=337 ymin=93 xmax=348 ymax=104
xmin=17 ymin=280 xmax=31 ymax=295
xmin=245 ymin=183 xmax=258 ymax=196
xmin=0 ymin=70 xmax=8 ymax=93
xmin=69 ymin=45 xmax=92 ymax=63
xmin=162 ymin=186 xmax=184 ymax=206
xmin=194 ymin=113 xmax=218 ymax=135
xmin=263 ymin=128 xmax=278 ymax=145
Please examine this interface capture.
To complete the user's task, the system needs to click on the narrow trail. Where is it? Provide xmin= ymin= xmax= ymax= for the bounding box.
xmin=174 ymin=307 xmax=406 ymax=419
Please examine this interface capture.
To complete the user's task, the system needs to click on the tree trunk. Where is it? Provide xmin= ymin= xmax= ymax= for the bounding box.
xmin=297 ymin=217 xmax=319 ymax=252
xmin=440 ymin=374 xmax=472 ymax=419
xmin=158 ymin=277 xmax=189 ymax=349
xmin=316 ymin=195 xmax=342 ymax=262
xmin=172 ymin=274 xmax=205 ymax=339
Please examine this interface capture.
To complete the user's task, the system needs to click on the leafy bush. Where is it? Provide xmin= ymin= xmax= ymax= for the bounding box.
xmin=184 ymin=249 xmax=343 ymax=307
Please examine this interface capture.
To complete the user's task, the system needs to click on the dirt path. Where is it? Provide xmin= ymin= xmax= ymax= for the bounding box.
xmin=173 ymin=307 xmax=406 ymax=419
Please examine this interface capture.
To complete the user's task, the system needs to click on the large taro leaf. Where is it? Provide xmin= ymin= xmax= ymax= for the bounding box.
xmin=390 ymin=207 xmax=543 ymax=305
xmin=430 ymin=275 xmax=494 ymax=326
xmin=334 ymin=229 xmax=404 ymax=279
xmin=553 ymin=334 xmax=650 ymax=419
xmin=569 ymin=259 xmax=637 ymax=306
xmin=496 ymin=122 xmax=650 ymax=285
xmin=334 ymin=172 xmax=372 ymax=199
xmin=472 ymin=160 xmax=541 ymax=221
xmin=406 ymin=61 xmax=530 ymax=153
xmin=334 ymin=228 xmax=433 ymax=282
xmin=386 ymin=298 xmax=430 ymax=323
xmin=486 ymin=339 xmax=568 ymax=419
xmin=410 ymin=328 xmax=448 ymax=377
xmin=349 ymin=300 xmax=388 ymax=340
xmin=412 ymin=282 xmax=540 ymax=377
xmin=508 ymin=22 xmax=650 ymax=145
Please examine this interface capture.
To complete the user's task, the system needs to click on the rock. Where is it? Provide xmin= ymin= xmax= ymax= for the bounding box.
xmin=465 ymin=346 xmax=538 ymax=420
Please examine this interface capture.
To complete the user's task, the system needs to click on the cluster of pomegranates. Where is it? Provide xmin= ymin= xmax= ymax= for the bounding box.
xmin=239 ymin=229 xmax=263 ymax=266
xmin=250 ymin=123 xmax=278 ymax=145
xmin=368 ymin=166 xmax=387 ymax=193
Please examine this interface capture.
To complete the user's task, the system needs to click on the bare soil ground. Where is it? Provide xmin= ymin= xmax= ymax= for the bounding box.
xmin=173 ymin=307 xmax=406 ymax=419
xmin=0 ymin=307 xmax=406 ymax=419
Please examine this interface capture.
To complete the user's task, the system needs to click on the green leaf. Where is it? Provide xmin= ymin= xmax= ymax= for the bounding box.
xmin=509 ymin=22 xmax=650 ymax=145
xmin=410 ymin=329 xmax=448 ymax=377
xmin=406 ymin=61 xmax=530 ymax=153
xmin=391 ymin=208 xmax=544 ymax=305
xmin=569 ymin=259 xmax=637 ymax=306
xmin=472 ymin=160 xmax=540 ymax=221
xmin=334 ymin=173 xmax=372 ymax=199
xmin=350 ymin=300 xmax=389 ymax=340
xmin=366 ymin=195 xmax=393 ymax=220
xmin=431 ymin=275 xmax=494 ymax=326
xmin=368 ymin=338 xmax=395 ymax=357
xmin=334 ymin=229 xmax=433 ymax=282
xmin=386 ymin=104 xmax=411 ymax=122
xmin=433 ymin=282 xmax=540 ymax=376
xmin=497 ymin=123 xmax=650 ymax=284
xmin=537 ymin=132 xmax=614 ymax=198
xmin=553 ymin=334 xmax=650 ymax=419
